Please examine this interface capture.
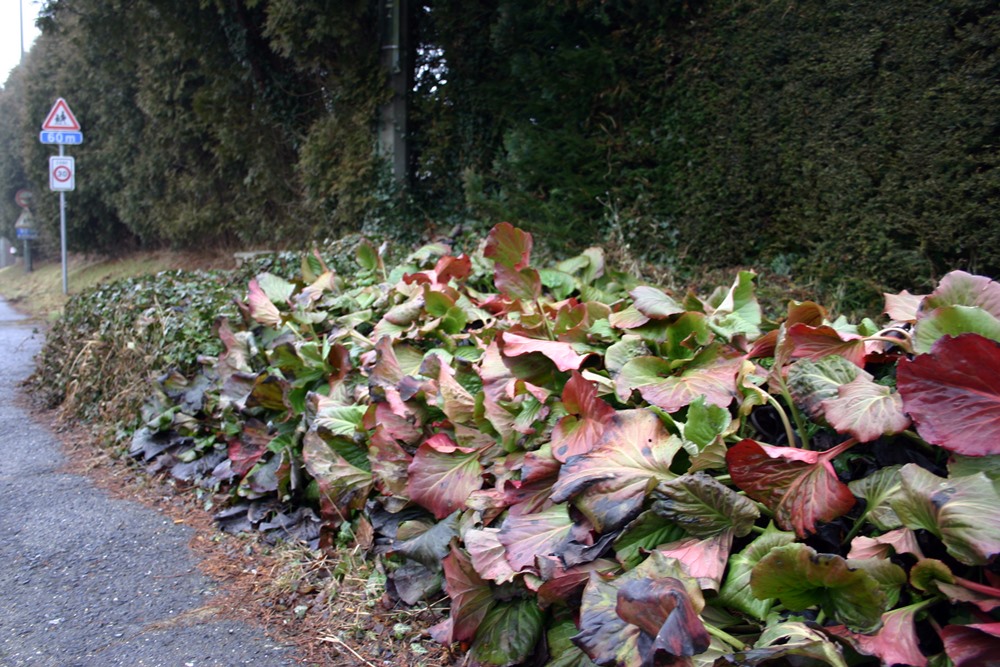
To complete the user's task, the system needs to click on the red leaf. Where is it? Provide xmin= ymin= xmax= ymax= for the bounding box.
xmin=484 ymin=222 xmax=533 ymax=269
xmin=786 ymin=323 xmax=867 ymax=367
xmin=551 ymin=371 xmax=616 ymax=462
xmin=494 ymin=263 xmax=542 ymax=302
xmin=941 ymin=622 xmax=1000 ymax=667
xmin=368 ymin=425 xmax=413 ymax=498
xmin=407 ymin=434 xmax=484 ymax=519
xmin=227 ymin=419 xmax=271 ymax=477
xmin=726 ymin=439 xmax=856 ymax=538
xmin=552 ymin=409 xmax=683 ymax=532
xmin=897 ymin=333 xmax=1000 ymax=456
xmin=616 ymin=578 xmax=712 ymax=658
xmin=500 ymin=332 xmax=590 ymax=372
xmin=441 ymin=544 xmax=495 ymax=644
xmin=535 ymin=558 xmax=618 ymax=605
xmin=826 ymin=604 xmax=928 ymax=667
xmin=247 ymin=278 xmax=282 ymax=327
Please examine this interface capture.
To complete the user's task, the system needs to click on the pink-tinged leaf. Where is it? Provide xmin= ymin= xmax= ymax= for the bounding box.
xmin=494 ymin=263 xmax=542 ymax=302
xmin=884 ymin=290 xmax=925 ymax=322
xmin=617 ymin=352 xmax=741 ymax=413
xmin=407 ymin=434 xmax=483 ymax=519
xmin=655 ymin=531 xmax=733 ymax=591
xmin=616 ymin=578 xmax=712 ymax=660
xmin=848 ymin=528 xmax=923 ymax=560
xmin=894 ymin=464 xmax=1000 ymax=565
xmin=897 ymin=333 xmax=1000 ymax=456
xmin=922 ymin=270 xmax=1000 ymax=317
xmin=941 ymin=622 xmax=1000 ymax=667
xmin=820 ymin=376 xmax=910 ymax=442
xmin=630 ymin=286 xmax=685 ymax=320
xmin=727 ymin=439 xmax=856 ymax=538
xmin=247 ymin=278 xmax=282 ymax=327
xmin=369 ymin=401 xmax=422 ymax=445
xmin=608 ymin=304 xmax=651 ymax=330
xmin=465 ymin=528 xmax=517 ymax=584
xmin=575 ymin=553 xmax=705 ymax=667
xmin=302 ymin=430 xmax=373 ymax=525
xmin=227 ymin=419 xmax=271 ymax=477
xmin=434 ymin=253 xmax=472 ymax=284
xmin=480 ymin=340 xmax=517 ymax=439
xmin=368 ymin=425 xmax=413 ymax=498
xmin=786 ymin=324 xmax=867 ymax=367
xmin=484 ymin=222 xmax=533 ymax=269
xmin=551 ymin=409 xmax=682 ymax=532
xmin=436 ymin=364 xmax=476 ymax=425
xmin=441 ymin=544 xmax=495 ymax=644
xmin=499 ymin=332 xmax=590 ymax=372
xmin=370 ymin=336 xmax=406 ymax=391
xmin=826 ymin=604 xmax=928 ymax=667
xmin=936 ymin=580 xmax=1000 ymax=612
xmin=551 ymin=371 xmax=616 ymax=462
xmin=498 ymin=505 xmax=584 ymax=574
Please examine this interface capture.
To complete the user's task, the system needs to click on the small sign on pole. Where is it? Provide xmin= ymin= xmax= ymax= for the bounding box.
xmin=49 ymin=156 xmax=75 ymax=192
xmin=39 ymin=98 xmax=81 ymax=294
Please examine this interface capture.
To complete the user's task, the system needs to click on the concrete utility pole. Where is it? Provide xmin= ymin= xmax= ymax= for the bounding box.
xmin=378 ymin=0 xmax=410 ymax=184
xmin=19 ymin=0 xmax=26 ymax=63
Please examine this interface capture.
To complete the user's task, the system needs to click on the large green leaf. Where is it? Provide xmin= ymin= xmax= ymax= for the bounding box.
xmin=709 ymin=270 xmax=762 ymax=340
xmin=847 ymin=465 xmax=905 ymax=531
xmin=630 ymin=286 xmax=685 ymax=320
xmin=551 ymin=409 xmax=682 ymax=532
xmin=546 ymin=617 xmax=598 ymax=667
xmin=750 ymin=544 xmax=892 ymax=632
xmin=718 ymin=525 xmax=797 ymax=620
xmin=471 ymin=599 xmax=544 ymax=667
xmin=913 ymin=305 xmax=1000 ymax=354
xmin=652 ymin=472 xmax=759 ymax=538
xmin=787 ymin=356 xmax=869 ymax=420
xmin=716 ymin=620 xmax=848 ymax=667
xmin=301 ymin=429 xmax=373 ymax=520
xmin=892 ymin=464 xmax=1000 ymax=565
xmin=921 ymin=270 xmax=1000 ymax=316
xmin=613 ymin=511 xmax=687 ymax=569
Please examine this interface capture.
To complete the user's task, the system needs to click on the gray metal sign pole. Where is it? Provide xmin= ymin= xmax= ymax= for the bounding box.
xmin=59 ymin=143 xmax=67 ymax=294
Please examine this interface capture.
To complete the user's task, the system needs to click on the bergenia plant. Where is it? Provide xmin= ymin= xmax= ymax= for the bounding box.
xmin=135 ymin=224 xmax=1000 ymax=666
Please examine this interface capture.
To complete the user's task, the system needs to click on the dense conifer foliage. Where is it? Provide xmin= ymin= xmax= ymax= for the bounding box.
xmin=0 ymin=0 xmax=996 ymax=306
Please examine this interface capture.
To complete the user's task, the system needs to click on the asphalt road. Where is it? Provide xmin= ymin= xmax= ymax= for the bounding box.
xmin=0 ymin=301 xmax=298 ymax=666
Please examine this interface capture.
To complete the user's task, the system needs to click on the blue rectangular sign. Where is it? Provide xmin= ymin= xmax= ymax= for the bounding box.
xmin=16 ymin=228 xmax=39 ymax=239
xmin=39 ymin=131 xmax=84 ymax=145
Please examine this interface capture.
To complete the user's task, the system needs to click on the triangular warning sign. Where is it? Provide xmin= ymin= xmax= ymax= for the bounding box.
xmin=41 ymin=98 xmax=81 ymax=131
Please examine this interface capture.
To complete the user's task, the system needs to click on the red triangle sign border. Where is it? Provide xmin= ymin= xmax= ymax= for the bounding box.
xmin=42 ymin=98 xmax=81 ymax=132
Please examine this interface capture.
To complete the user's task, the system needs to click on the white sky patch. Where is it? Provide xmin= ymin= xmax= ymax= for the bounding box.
xmin=1 ymin=0 xmax=41 ymax=86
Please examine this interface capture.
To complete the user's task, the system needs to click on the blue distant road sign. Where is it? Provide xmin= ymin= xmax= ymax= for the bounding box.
xmin=40 ymin=131 xmax=84 ymax=145
xmin=16 ymin=228 xmax=39 ymax=240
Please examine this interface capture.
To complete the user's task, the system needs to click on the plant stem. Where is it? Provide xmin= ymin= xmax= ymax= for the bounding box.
xmin=765 ymin=393 xmax=799 ymax=449
xmin=704 ymin=624 xmax=747 ymax=651
xmin=534 ymin=299 xmax=555 ymax=340
xmin=778 ymin=381 xmax=811 ymax=450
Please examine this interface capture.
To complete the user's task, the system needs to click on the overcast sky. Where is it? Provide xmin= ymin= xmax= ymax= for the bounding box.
xmin=2 ymin=0 xmax=41 ymax=86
